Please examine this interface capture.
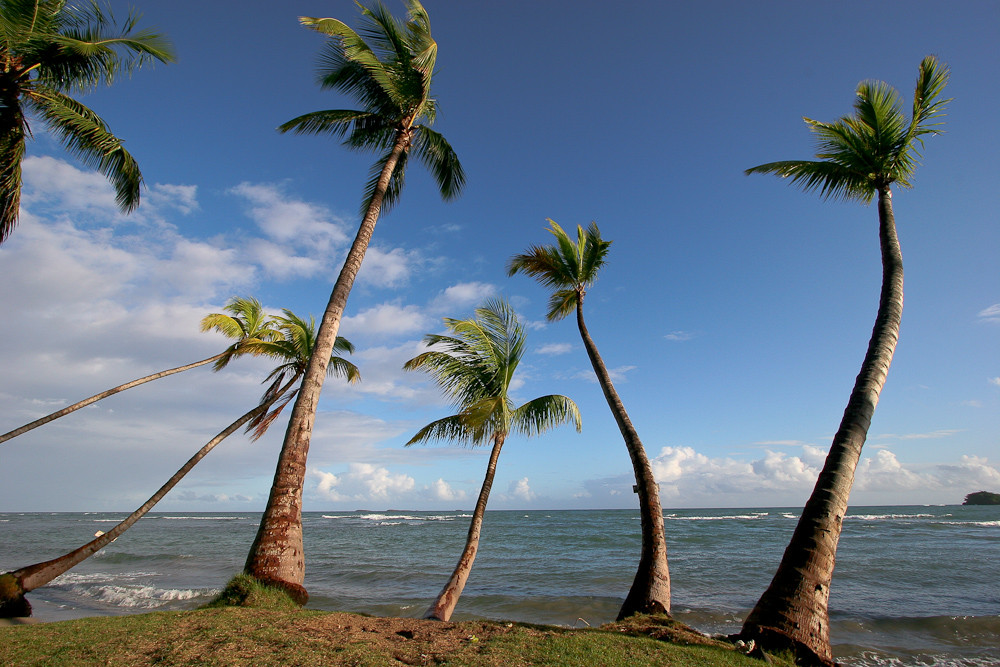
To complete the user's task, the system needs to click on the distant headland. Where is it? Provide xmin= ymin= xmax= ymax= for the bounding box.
xmin=963 ymin=491 xmax=1000 ymax=505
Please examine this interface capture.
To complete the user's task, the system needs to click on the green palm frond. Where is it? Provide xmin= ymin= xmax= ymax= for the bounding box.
xmin=411 ymin=125 xmax=465 ymax=201
xmin=0 ymin=112 xmax=26 ymax=243
xmin=200 ymin=296 xmax=282 ymax=371
xmin=547 ymin=289 xmax=579 ymax=321
xmin=508 ymin=219 xmax=612 ymax=321
xmin=0 ymin=0 xmax=172 ymax=244
xmin=404 ymin=298 xmax=579 ymax=450
xmin=512 ymin=394 xmax=582 ymax=439
xmin=361 ymin=145 xmax=407 ymax=215
xmin=745 ymin=159 xmax=873 ymax=203
xmin=24 ymin=89 xmax=142 ymax=211
xmin=289 ymin=0 xmax=463 ymax=213
xmin=747 ymin=56 xmax=949 ymax=201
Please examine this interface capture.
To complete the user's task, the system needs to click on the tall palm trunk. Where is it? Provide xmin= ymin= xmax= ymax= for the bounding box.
xmin=739 ymin=187 xmax=903 ymax=666
xmin=424 ymin=433 xmax=504 ymax=622
xmin=0 ymin=385 xmax=289 ymax=618
xmin=243 ymin=129 xmax=411 ymax=601
xmin=0 ymin=350 xmax=230 ymax=445
xmin=575 ymin=297 xmax=670 ymax=619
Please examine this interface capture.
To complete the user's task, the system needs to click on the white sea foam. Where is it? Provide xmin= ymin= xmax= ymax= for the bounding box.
xmin=52 ymin=571 xmax=160 ymax=585
xmin=72 ymin=583 xmax=207 ymax=608
xmin=849 ymin=513 xmax=934 ymax=521
xmin=666 ymin=513 xmax=769 ymax=521
xmin=158 ymin=516 xmax=244 ymax=521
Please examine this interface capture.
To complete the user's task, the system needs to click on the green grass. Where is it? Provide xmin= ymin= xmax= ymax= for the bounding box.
xmin=0 ymin=607 xmax=791 ymax=667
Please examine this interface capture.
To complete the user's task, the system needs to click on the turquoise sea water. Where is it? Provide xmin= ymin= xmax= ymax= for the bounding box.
xmin=1 ymin=505 xmax=997 ymax=666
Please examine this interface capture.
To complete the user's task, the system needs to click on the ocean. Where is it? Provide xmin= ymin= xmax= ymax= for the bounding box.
xmin=1 ymin=505 xmax=997 ymax=666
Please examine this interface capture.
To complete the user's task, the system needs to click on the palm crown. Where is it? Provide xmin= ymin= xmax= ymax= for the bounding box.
xmin=279 ymin=0 xmax=464 ymax=215
xmin=204 ymin=299 xmax=360 ymax=442
xmin=507 ymin=219 xmax=612 ymax=321
xmin=404 ymin=298 xmax=581 ymax=447
xmin=0 ymin=0 xmax=174 ymax=243
xmin=746 ymin=55 xmax=950 ymax=202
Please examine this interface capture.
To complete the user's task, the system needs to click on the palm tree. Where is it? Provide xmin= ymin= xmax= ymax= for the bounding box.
xmin=508 ymin=219 xmax=670 ymax=619
xmin=0 ymin=309 xmax=359 ymax=618
xmin=244 ymin=0 xmax=464 ymax=601
xmin=737 ymin=56 xmax=950 ymax=666
xmin=403 ymin=298 xmax=581 ymax=622
xmin=1 ymin=296 xmax=278 ymax=446
xmin=0 ymin=0 xmax=174 ymax=244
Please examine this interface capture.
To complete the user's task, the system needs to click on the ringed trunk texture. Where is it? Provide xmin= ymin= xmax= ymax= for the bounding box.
xmin=739 ymin=188 xmax=903 ymax=667
xmin=424 ymin=433 xmax=504 ymax=622
xmin=0 ymin=351 xmax=228 ymax=445
xmin=1 ymin=398 xmax=274 ymax=617
xmin=575 ymin=299 xmax=670 ymax=619
xmin=243 ymin=130 xmax=411 ymax=601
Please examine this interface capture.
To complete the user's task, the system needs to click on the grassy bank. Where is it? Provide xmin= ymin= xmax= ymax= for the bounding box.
xmin=0 ymin=607 xmax=788 ymax=666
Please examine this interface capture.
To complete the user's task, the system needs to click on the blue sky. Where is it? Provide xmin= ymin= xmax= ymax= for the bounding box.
xmin=1 ymin=0 xmax=997 ymax=512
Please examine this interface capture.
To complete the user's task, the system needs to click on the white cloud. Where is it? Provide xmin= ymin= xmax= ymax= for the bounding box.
xmin=342 ymin=303 xmax=429 ymax=339
xmin=357 ymin=246 xmax=418 ymax=288
xmin=875 ymin=429 xmax=962 ymax=441
xmin=537 ymin=343 xmax=574 ymax=355
xmin=989 ymin=377 xmax=1000 ymax=387
xmin=978 ymin=304 xmax=1000 ymax=322
xmin=430 ymin=282 xmax=497 ymax=312
xmin=664 ymin=331 xmax=694 ymax=341
xmin=22 ymin=155 xmax=121 ymax=214
xmin=574 ymin=365 xmax=636 ymax=383
xmin=507 ymin=477 xmax=536 ymax=501
xmin=147 ymin=183 xmax=199 ymax=215
xmin=311 ymin=464 xmax=416 ymax=503
xmin=231 ymin=181 xmax=347 ymax=248
xmin=427 ymin=478 xmax=467 ymax=502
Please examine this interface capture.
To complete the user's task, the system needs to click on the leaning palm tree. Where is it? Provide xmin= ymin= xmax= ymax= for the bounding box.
xmin=0 ymin=309 xmax=359 ymax=618
xmin=508 ymin=219 xmax=670 ymax=619
xmin=0 ymin=0 xmax=174 ymax=244
xmin=244 ymin=0 xmax=464 ymax=601
xmin=1 ymin=296 xmax=278 ymax=446
xmin=403 ymin=298 xmax=581 ymax=622
xmin=737 ymin=56 xmax=950 ymax=666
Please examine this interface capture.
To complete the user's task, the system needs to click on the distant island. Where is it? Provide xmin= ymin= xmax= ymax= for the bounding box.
xmin=963 ymin=491 xmax=1000 ymax=505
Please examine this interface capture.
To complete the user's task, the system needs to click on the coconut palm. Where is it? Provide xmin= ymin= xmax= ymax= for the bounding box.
xmin=1 ymin=296 xmax=278 ymax=446
xmin=737 ymin=56 xmax=950 ymax=666
xmin=0 ymin=0 xmax=174 ymax=244
xmin=507 ymin=219 xmax=670 ymax=619
xmin=403 ymin=298 xmax=581 ymax=622
xmin=0 ymin=309 xmax=359 ymax=618
xmin=244 ymin=0 xmax=464 ymax=601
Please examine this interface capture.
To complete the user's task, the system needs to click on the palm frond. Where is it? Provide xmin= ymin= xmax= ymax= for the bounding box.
xmin=411 ymin=125 xmax=465 ymax=201
xmin=25 ymin=88 xmax=142 ymax=211
xmin=748 ymin=56 xmax=949 ymax=199
xmin=512 ymin=394 xmax=582 ymax=438
xmin=300 ymin=15 xmax=401 ymax=106
xmin=0 ymin=109 xmax=26 ymax=243
xmin=404 ymin=298 xmax=577 ymax=450
xmin=547 ymin=288 xmax=579 ymax=321
xmin=745 ymin=159 xmax=873 ymax=203
xmin=360 ymin=146 xmax=407 ymax=216
xmin=405 ymin=414 xmax=477 ymax=447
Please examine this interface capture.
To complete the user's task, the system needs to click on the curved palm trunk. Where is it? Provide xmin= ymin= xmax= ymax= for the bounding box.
xmin=0 ymin=350 xmax=229 ymax=445
xmin=575 ymin=299 xmax=670 ymax=619
xmin=739 ymin=188 xmax=903 ymax=666
xmin=424 ymin=433 xmax=504 ymax=622
xmin=0 ymin=391 xmax=283 ymax=618
xmin=243 ymin=129 xmax=411 ymax=601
